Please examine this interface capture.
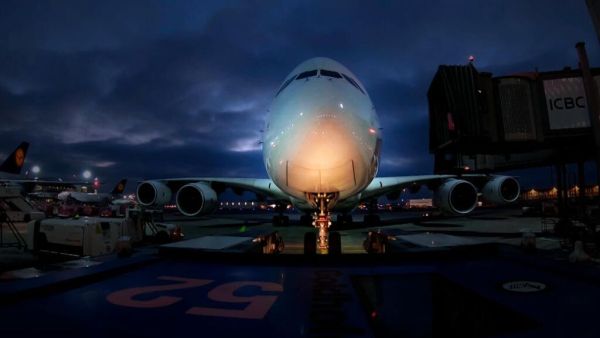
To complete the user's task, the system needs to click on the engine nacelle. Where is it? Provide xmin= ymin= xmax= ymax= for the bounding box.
xmin=176 ymin=182 xmax=218 ymax=217
xmin=481 ymin=176 xmax=520 ymax=205
xmin=433 ymin=179 xmax=478 ymax=215
xmin=137 ymin=181 xmax=172 ymax=206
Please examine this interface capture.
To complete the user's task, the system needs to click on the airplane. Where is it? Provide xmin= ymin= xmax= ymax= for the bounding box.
xmin=135 ymin=57 xmax=520 ymax=254
xmin=57 ymin=178 xmax=128 ymax=202
xmin=0 ymin=142 xmax=93 ymax=194
xmin=57 ymin=179 xmax=128 ymax=217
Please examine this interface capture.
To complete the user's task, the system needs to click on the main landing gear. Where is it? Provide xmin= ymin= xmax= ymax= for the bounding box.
xmin=303 ymin=193 xmax=341 ymax=255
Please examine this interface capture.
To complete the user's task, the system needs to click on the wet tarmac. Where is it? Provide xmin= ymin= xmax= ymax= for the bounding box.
xmin=2 ymin=207 xmax=600 ymax=337
xmin=163 ymin=207 xmax=562 ymax=254
xmin=0 ymin=206 xmax=566 ymax=271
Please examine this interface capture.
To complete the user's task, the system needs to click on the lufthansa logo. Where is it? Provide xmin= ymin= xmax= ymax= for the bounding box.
xmin=15 ymin=148 xmax=25 ymax=167
xmin=502 ymin=280 xmax=546 ymax=293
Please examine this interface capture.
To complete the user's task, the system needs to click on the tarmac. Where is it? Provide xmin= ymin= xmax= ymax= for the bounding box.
xmin=2 ymin=207 xmax=600 ymax=338
xmin=0 ymin=206 xmax=578 ymax=271
xmin=165 ymin=207 xmax=563 ymax=254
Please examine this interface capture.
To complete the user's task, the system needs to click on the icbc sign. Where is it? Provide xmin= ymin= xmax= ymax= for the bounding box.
xmin=543 ymin=77 xmax=590 ymax=130
xmin=547 ymin=96 xmax=586 ymax=111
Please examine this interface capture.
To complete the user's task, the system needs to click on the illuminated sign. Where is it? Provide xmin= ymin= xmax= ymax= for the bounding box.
xmin=543 ymin=77 xmax=590 ymax=130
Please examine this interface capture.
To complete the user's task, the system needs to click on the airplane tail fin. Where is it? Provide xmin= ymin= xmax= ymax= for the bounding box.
xmin=0 ymin=142 xmax=29 ymax=175
xmin=111 ymin=178 xmax=127 ymax=194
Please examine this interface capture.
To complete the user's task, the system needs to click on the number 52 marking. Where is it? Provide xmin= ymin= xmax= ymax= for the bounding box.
xmin=106 ymin=276 xmax=283 ymax=320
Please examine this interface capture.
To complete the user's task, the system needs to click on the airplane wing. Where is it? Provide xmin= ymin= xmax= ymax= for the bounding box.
xmin=360 ymin=175 xmax=455 ymax=201
xmin=144 ymin=177 xmax=287 ymax=199
xmin=136 ymin=177 xmax=290 ymax=215
xmin=360 ymin=174 xmax=520 ymax=214
xmin=7 ymin=179 xmax=90 ymax=190
xmin=0 ymin=179 xmax=93 ymax=196
xmin=139 ymin=174 xmax=519 ymax=216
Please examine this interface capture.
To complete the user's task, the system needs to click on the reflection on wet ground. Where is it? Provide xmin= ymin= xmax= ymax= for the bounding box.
xmin=167 ymin=207 xmax=560 ymax=254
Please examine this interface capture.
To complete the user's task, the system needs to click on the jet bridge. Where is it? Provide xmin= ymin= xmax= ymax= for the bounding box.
xmin=428 ymin=43 xmax=600 ymax=176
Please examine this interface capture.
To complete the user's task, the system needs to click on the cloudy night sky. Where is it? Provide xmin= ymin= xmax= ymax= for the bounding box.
xmin=0 ymin=0 xmax=598 ymax=193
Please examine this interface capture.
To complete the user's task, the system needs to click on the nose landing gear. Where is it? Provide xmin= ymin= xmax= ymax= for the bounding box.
xmin=304 ymin=192 xmax=341 ymax=255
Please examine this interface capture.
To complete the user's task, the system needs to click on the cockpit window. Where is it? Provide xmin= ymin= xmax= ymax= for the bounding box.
xmin=320 ymin=69 xmax=342 ymax=78
xmin=296 ymin=69 xmax=318 ymax=80
xmin=276 ymin=75 xmax=297 ymax=97
xmin=342 ymin=73 xmax=365 ymax=94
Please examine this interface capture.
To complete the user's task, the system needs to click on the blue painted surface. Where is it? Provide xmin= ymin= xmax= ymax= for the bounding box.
xmin=0 ymin=248 xmax=600 ymax=337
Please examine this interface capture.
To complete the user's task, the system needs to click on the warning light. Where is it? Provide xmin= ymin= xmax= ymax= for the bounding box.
xmin=371 ymin=310 xmax=377 ymax=319
xmin=464 ymin=166 xmax=470 ymax=171
xmin=369 ymin=128 xmax=377 ymax=134
xmin=468 ymin=55 xmax=475 ymax=62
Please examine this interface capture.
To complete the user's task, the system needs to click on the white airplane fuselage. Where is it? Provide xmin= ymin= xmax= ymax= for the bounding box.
xmin=263 ymin=58 xmax=381 ymax=209
xmin=136 ymin=56 xmax=519 ymax=243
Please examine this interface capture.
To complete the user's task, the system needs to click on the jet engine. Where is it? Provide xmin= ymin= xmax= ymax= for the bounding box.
xmin=481 ymin=176 xmax=520 ymax=205
xmin=137 ymin=181 xmax=172 ymax=206
xmin=433 ymin=179 xmax=478 ymax=215
xmin=175 ymin=182 xmax=218 ymax=216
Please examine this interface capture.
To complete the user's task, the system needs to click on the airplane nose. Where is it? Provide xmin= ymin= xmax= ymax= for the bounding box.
xmin=281 ymin=111 xmax=364 ymax=194
xmin=294 ymin=114 xmax=353 ymax=167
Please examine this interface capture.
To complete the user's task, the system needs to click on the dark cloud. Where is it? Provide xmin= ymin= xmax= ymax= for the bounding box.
xmin=0 ymin=0 xmax=598 ymax=192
